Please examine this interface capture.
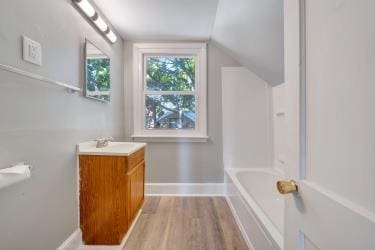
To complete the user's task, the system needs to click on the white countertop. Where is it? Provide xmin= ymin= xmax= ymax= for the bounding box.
xmin=77 ymin=141 xmax=146 ymax=156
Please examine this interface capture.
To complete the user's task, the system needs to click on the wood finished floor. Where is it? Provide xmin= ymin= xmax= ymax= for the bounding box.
xmin=123 ymin=196 xmax=249 ymax=250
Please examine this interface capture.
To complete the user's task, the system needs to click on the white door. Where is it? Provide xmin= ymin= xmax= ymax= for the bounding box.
xmin=283 ymin=0 xmax=375 ymax=249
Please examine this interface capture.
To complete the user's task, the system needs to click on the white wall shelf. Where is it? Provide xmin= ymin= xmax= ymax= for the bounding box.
xmin=0 ymin=63 xmax=82 ymax=93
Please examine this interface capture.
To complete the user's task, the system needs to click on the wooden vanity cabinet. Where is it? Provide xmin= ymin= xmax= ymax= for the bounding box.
xmin=127 ymin=160 xmax=145 ymax=225
xmin=79 ymin=148 xmax=145 ymax=245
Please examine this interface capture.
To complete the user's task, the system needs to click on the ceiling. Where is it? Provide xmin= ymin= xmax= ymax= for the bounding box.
xmin=93 ymin=0 xmax=219 ymax=41
xmin=93 ymin=0 xmax=284 ymax=85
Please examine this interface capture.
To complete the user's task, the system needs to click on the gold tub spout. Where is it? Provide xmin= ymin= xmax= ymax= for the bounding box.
xmin=276 ymin=180 xmax=298 ymax=194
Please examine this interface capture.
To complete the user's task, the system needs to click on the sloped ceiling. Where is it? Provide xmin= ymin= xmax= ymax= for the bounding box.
xmin=211 ymin=0 xmax=284 ymax=85
xmin=92 ymin=0 xmax=284 ymax=85
xmin=93 ymin=0 xmax=219 ymax=41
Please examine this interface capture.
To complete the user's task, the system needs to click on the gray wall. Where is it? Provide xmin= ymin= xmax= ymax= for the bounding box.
xmin=124 ymin=41 xmax=240 ymax=183
xmin=0 ymin=0 xmax=124 ymax=249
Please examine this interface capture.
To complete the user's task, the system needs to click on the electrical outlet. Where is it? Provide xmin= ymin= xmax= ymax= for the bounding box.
xmin=22 ymin=35 xmax=42 ymax=66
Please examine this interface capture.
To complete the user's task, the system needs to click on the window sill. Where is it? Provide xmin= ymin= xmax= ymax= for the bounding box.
xmin=130 ymin=134 xmax=209 ymax=143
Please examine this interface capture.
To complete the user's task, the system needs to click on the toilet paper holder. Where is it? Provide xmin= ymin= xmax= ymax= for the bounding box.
xmin=7 ymin=162 xmax=33 ymax=172
xmin=0 ymin=162 xmax=33 ymax=190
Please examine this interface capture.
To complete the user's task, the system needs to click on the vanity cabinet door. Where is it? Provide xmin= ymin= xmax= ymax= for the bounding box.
xmin=79 ymin=155 xmax=128 ymax=245
xmin=127 ymin=160 xmax=145 ymax=225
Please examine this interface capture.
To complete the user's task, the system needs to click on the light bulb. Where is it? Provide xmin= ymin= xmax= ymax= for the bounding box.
xmin=75 ymin=0 xmax=95 ymax=18
xmin=106 ymin=29 xmax=117 ymax=43
xmin=93 ymin=15 xmax=108 ymax=32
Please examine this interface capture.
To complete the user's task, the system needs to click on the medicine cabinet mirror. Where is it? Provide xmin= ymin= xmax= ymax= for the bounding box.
xmin=84 ymin=39 xmax=110 ymax=102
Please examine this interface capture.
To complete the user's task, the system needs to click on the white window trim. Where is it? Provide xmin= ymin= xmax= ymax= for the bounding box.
xmin=132 ymin=43 xmax=208 ymax=142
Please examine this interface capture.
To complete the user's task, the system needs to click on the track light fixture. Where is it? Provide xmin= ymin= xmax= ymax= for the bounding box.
xmin=73 ymin=0 xmax=118 ymax=43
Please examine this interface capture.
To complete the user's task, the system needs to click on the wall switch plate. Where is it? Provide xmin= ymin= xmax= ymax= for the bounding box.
xmin=22 ymin=35 xmax=42 ymax=66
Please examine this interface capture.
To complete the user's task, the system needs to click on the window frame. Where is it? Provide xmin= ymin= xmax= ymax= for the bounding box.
xmin=132 ymin=43 xmax=208 ymax=141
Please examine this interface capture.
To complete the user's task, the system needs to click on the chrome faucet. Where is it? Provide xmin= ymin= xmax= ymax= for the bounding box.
xmin=95 ymin=137 xmax=114 ymax=148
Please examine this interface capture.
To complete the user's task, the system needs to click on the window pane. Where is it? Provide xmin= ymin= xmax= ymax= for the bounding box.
xmin=145 ymin=95 xmax=196 ymax=129
xmin=146 ymin=57 xmax=195 ymax=91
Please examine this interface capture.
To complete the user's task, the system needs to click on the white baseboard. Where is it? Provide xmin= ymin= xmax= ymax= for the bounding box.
xmin=57 ymin=229 xmax=82 ymax=250
xmin=57 ymin=209 xmax=142 ymax=250
xmin=145 ymin=183 xmax=225 ymax=196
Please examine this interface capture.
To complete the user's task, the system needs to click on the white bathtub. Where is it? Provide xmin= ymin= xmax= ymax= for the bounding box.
xmin=225 ymin=168 xmax=284 ymax=250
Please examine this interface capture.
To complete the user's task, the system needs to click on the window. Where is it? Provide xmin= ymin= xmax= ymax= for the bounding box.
xmin=132 ymin=43 xmax=207 ymax=141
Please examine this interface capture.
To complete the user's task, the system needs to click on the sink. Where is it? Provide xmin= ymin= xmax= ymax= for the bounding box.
xmin=77 ymin=141 xmax=146 ymax=156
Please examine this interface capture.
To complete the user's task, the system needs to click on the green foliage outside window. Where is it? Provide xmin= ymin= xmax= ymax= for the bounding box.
xmin=145 ymin=57 xmax=196 ymax=129
xmin=146 ymin=57 xmax=195 ymax=91
xmin=87 ymin=58 xmax=110 ymax=91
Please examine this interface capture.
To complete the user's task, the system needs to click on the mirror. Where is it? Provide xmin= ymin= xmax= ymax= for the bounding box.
xmin=84 ymin=40 xmax=110 ymax=102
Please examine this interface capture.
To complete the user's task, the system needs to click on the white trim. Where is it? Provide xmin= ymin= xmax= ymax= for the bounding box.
xmin=57 ymin=209 xmax=142 ymax=250
xmin=57 ymin=229 xmax=82 ymax=250
xmin=120 ymin=209 xmax=142 ymax=245
xmin=145 ymin=183 xmax=225 ymax=196
xmin=225 ymin=196 xmax=255 ymax=250
xmin=131 ymin=134 xmax=208 ymax=143
xmin=132 ymin=43 xmax=207 ymax=138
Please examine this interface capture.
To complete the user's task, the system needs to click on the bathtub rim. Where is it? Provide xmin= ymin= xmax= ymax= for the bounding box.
xmin=225 ymin=168 xmax=284 ymax=249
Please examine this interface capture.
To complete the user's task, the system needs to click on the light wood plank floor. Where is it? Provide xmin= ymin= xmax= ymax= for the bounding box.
xmin=123 ymin=196 xmax=249 ymax=250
